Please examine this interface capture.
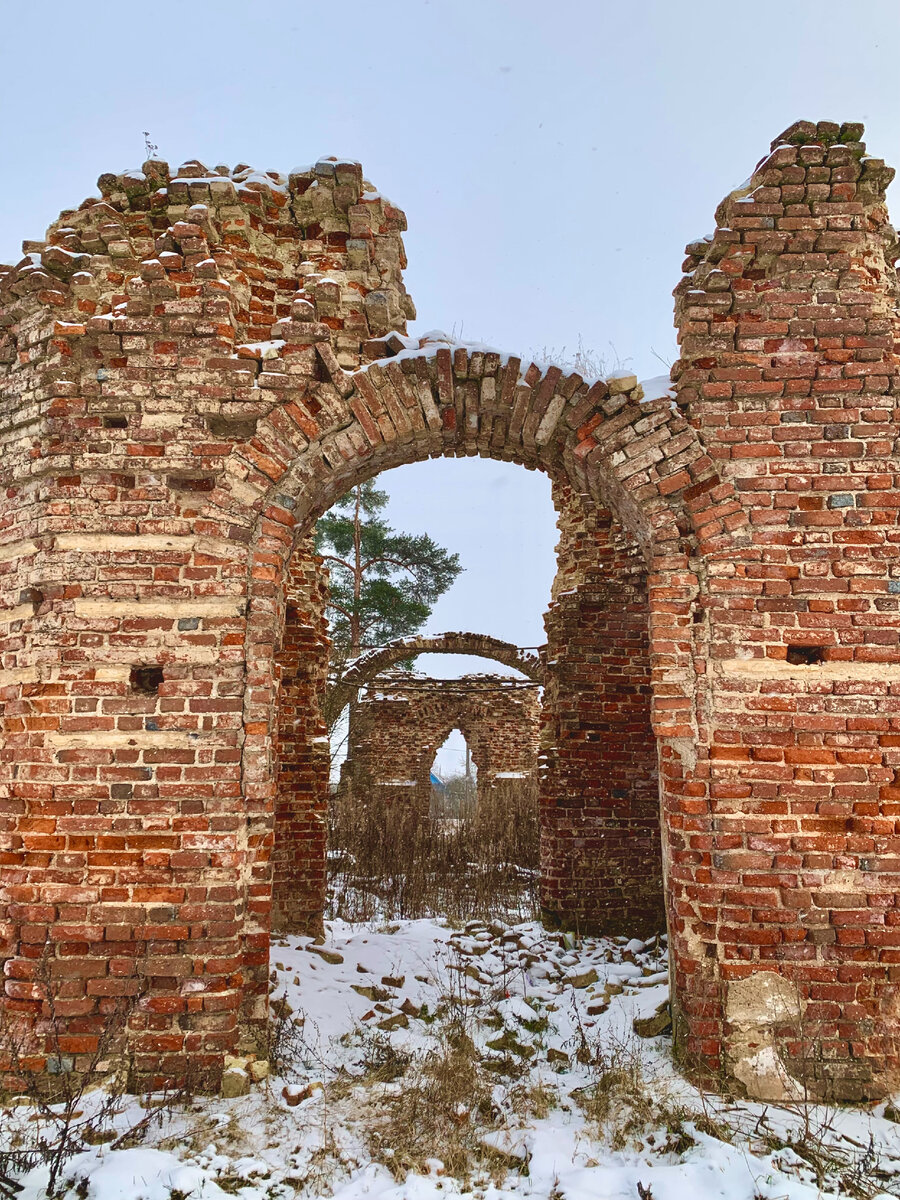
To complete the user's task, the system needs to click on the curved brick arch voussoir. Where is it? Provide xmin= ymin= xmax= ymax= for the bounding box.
xmin=250 ymin=344 xmax=739 ymax=562
xmin=325 ymin=632 xmax=544 ymax=727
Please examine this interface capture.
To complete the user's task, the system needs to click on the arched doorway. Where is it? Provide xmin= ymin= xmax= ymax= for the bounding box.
xmin=6 ymin=122 xmax=896 ymax=1099
xmin=243 ymin=337 xmax=705 ymax=1046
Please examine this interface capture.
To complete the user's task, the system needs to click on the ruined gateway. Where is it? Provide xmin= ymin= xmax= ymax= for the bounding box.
xmin=1 ymin=119 xmax=899 ymax=1101
xmin=338 ymin=670 xmax=542 ymax=814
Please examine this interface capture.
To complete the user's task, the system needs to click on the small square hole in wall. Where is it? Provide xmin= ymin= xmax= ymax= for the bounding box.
xmin=130 ymin=665 xmax=164 ymax=694
xmin=786 ymin=644 xmax=826 ymax=665
xmin=102 ymin=415 xmax=129 ymax=429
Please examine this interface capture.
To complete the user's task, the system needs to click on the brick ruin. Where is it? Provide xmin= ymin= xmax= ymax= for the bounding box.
xmin=1 ymin=119 xmax=899 ymax=1099
xmin=338 ymin=671 xmax=542 ymax=813
xmin=323 ymin=630 xmax=544 ymax=728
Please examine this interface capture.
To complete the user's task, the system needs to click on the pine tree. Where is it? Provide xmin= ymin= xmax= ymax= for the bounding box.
xmin=315 ymin=480 xmax=462 ymax=662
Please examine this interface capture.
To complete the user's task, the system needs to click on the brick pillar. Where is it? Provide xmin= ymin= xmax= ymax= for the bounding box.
xmin=0 ymin=528 xmax=250 ymax=1090
xmin=271 ymin=541 xmax=330 ymax=934
xmin=540 ymin=482 xmax=663 ymax=937
xmin=339 ymin=685 xmax=423 ymax=811
xmin=670 ymin=120 xmax=900 ymax=1099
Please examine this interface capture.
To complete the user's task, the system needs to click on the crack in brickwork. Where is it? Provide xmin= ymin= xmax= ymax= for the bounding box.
xmin=0 ymin=121 xmax=897 ymax=1098
xmin=271 ymin=539 xmax=329 ymax=939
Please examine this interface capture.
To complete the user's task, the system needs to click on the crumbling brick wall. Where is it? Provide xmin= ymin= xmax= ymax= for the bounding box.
xmin=324 ymin=631 xmax=544 ymax=728
xmin=0 ymin=122 xmax=897 ymax=1099
xmin=667 ymin=120 xmax=900 ymax=1101
xmin=341 ymin=672 xmax=541 ymax=812
xmin=540 ymin=481 xmax=662 ymax=937
xmin=0 ymin=155 xmax=417 ymax=1086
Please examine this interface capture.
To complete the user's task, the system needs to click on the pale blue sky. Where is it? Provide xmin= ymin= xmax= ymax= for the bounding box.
xmin=3 ymin=1 xmax=898 ymax=773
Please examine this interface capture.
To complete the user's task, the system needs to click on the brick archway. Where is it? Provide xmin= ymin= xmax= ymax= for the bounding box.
xmin=242 ymin=341 xmax=712 ymax=1019
xmin=2 ymin=121 xmax=899 ymax=1099
xmin=324 ymin=631 xmax=544 ymax=729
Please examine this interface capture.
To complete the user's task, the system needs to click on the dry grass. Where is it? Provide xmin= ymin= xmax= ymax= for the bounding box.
xmin=364 ymin=1030 xmax=497 ymax=1181
xmin=568 ymin=1021 xmax=897 ymax=1199
xmin=569 ymin=1027 xmax=672 ymax=1150
xmin=327 ymin=776 xmax=539 ymax=924
xmin=0 ymin=949 xmax=190 ymax=1197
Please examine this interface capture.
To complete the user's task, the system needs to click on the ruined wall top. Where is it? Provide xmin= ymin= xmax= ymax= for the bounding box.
xmin=325 ymin=632 xmax=545 ymax=726
xmin=0 ymin=155 xmax=416 ymax=378
xmin=673 ymin=119 xmax=899 ymax=408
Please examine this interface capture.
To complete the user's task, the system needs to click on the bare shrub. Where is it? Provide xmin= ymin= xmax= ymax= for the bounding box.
xmin=529 ymin=336 xmax=616 ymax=380
xmin=327 ymin=776 xmax=539 ymax=924
xmin=567 ymin=1019 xmax=691 ymax=1154
xmin=365 ymin=1030 xmax=496 ymax=1182
xmin=0 ymin=950 xmax=189 ymax=1197
xmin=266 ymin=994 xmax=332 ymax=1086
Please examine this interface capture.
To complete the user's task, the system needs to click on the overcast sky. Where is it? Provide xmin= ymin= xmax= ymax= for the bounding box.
xmin=3 ymin=0 xmax=898 ymax=773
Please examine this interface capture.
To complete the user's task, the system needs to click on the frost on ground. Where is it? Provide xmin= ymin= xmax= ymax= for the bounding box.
xmin=4 ymin=918 xmax=900 ymax=1200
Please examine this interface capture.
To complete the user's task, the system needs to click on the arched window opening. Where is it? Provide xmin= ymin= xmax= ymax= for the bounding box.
xmin=430 ymin=727 xmax=477 ymax=821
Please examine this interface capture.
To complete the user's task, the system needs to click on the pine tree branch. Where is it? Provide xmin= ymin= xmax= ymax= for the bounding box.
xmin=320 ymin=553 xmax=355 ymax=572
xmin=360 ymin=555 xmax=422 ymax=575
xmin=328 ymin=600 xmax=354 ymax=622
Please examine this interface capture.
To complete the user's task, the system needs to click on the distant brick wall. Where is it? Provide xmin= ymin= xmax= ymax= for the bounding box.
xmin=1 ymin=123 xmax=897 ymax=1099
xmin=325 ymin=631 xmax=544 ymax=727
xmin=341 ymin=672 xmax=541 ymax=812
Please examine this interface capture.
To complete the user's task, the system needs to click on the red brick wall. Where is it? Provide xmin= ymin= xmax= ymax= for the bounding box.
xmin=1 ymin=125 xmax=897 ymax=1098
xmin=271 ymin=540 xmax=330 ymax=934
xmin=540 ymin=483 xmax=663 ymax=937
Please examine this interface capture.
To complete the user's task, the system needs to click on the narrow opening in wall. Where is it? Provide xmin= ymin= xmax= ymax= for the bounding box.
xmin=19 ymin=587 xmax=43 ymax=613
xmin=130 ymin=665 xmax=165 ymax=694
xmin=786 ymin=644 xmax=826 ymax=666
xmin=102 ymin=415 xmax=128 ymax=429
xmin=430 ymin=728 xmax=476 ymax=820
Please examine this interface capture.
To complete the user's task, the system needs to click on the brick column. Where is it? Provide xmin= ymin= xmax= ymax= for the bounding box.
xmin=271 ymin=541 xmax=330 ymax=934
xmin=670 ymin=120 xmax=900 ymax=1099
xmin=540 ymin=483 xmax=663 ymax=937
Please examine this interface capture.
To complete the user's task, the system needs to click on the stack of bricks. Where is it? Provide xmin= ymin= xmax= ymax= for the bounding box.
xmin=340 ymin=672 xmax=541 ymax=814
xmin=1 ymin=121 xmax=898 ymax=1099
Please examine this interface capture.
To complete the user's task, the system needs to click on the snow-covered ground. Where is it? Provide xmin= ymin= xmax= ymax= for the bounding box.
xmin=6 ymin=918 xmax=900 ymax=1200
